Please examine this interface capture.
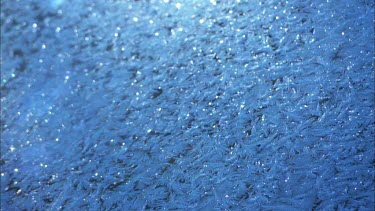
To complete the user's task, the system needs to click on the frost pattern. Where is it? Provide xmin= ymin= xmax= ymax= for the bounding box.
xmin=1 ymin=0 xmax=374 ymax=210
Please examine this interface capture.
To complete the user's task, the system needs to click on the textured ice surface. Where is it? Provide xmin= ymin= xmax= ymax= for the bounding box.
xmin=1 ymin=0 xmax=374 ymax=210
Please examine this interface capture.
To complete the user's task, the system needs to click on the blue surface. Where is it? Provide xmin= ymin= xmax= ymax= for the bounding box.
xmin=1 ymin=0 xmax=374 ymax=210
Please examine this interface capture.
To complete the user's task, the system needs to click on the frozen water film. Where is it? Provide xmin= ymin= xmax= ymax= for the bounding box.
xmin=1 ymin=0 xmax=374 ymax=210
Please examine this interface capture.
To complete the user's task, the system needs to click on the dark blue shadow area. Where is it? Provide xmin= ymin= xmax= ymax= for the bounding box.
xmin=1 ymin=0 xmax=374 ymax=210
